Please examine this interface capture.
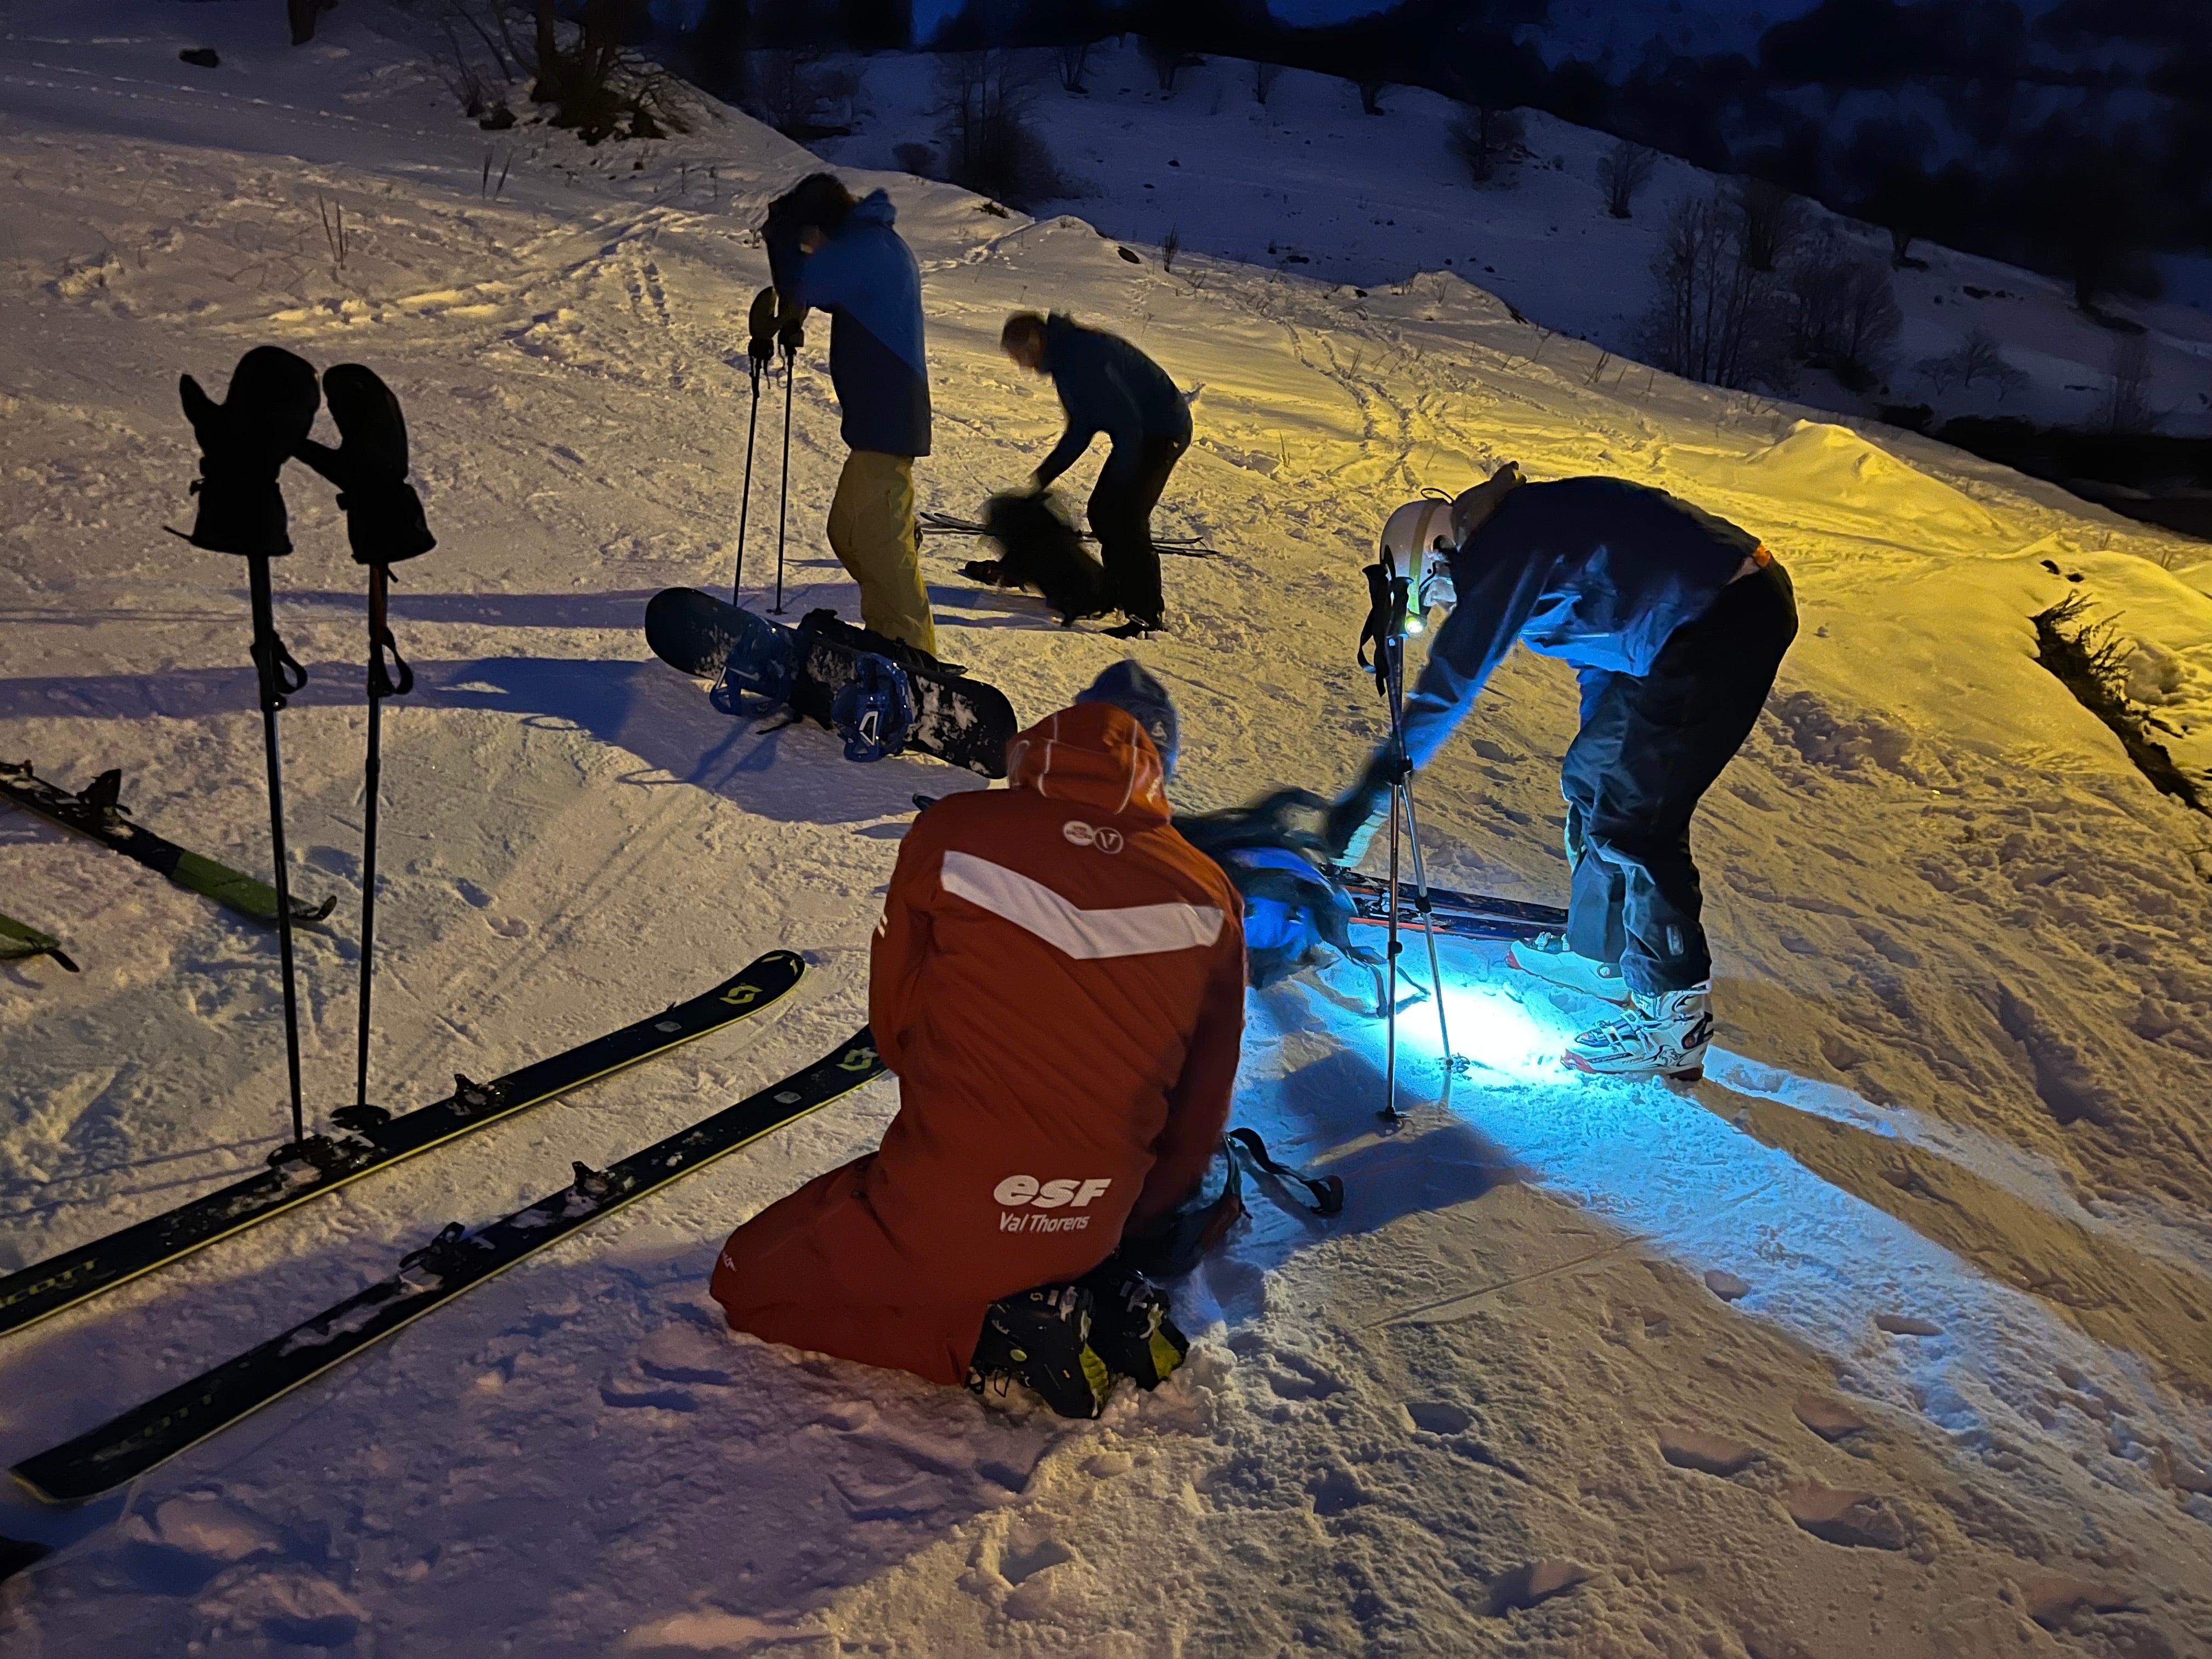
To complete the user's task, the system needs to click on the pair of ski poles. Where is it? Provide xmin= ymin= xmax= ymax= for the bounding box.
xmin=1362 ymin=549 xmax=1454 ymax=1123
xmin=730 ymin=285 xmax=798 ymax=614
xmin=179 ymin=349 xmax=432 ymax=1149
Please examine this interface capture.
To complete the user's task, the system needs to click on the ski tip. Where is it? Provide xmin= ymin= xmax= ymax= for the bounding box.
xmin=50 ymin=950 xmax=81 ymax=974
xmin=297 ymin=895 xmax=340 ymax=924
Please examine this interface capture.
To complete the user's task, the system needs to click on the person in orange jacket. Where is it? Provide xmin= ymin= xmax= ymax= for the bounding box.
xmin=710 ymin=662 xmax=1246 ymax=1417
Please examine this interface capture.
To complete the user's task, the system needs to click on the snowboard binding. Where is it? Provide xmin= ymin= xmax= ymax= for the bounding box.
xmin=831 ymin=652 xmax=918 ymax=762
xmin=710 ymin=605 xmax=800 ymax=713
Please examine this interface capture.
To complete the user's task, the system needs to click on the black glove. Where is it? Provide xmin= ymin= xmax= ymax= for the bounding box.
xmin=294 ymin=364 xmax=434 ymax=566
xmin=747 ymin=286 xmax=778 ymax=371
xmin=177 ymin=345 xmax=321 ymax=556
xmin=777 ymin=311 xmax=805 ymax=355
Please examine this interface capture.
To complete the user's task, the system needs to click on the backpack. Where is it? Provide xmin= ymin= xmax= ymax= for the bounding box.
xmin=1174 ymin=789 xmax=1382 ymax=990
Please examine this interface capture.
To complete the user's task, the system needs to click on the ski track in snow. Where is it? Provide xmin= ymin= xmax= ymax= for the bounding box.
xmin=2 ymin=5 xmax=2211 ymax=1655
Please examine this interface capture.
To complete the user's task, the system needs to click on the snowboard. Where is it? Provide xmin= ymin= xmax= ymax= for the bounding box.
xmin=1332 ymin=869 xmax=1566 ymax=943
xmin=644 ymin=588 xmax=1019 ymax=778
xmin=12 ymin=1029 xmax=886 ymax=1504
xmin=1 ymin=761 xmax=335 ymax=929
xmin=0 ymin=912 xmax=77 ymax=973
xmin=0 ymin=952 xmax=805 ymax=1341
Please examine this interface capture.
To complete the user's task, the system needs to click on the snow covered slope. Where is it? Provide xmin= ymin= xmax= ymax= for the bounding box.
xmin=814 ymin=44 xmax=2212 ymax=441
xmin=3 ymin=4 xmax=2211 ymax=1654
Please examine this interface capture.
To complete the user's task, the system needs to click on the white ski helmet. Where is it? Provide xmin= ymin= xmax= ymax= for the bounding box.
xmin=1378 ymin=496 xmax=1459 ymax=633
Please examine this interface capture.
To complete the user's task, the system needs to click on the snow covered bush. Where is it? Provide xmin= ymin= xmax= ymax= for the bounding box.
xmin=1598 ymin=138 xmax=1657 ymax=219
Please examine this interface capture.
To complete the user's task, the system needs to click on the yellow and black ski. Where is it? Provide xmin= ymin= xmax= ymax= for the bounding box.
xmin=13 ymin=1028 xmax=883 ymax=1504
xmin=1 ymin=760 xmax=334 ymax=928
xmin=0 ymin=951 xmax=805 ymax=1341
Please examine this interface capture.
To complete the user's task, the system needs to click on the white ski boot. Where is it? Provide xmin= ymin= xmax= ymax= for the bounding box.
xmin=1563 ymin=983 xmax=1712 ymax=1081
xmin=1506 ymin=933 xmax=1629 ymax=1004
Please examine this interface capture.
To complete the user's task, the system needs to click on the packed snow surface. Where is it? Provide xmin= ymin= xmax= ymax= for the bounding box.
xmin=3 ymin=5 xmax=2212 ymax=1656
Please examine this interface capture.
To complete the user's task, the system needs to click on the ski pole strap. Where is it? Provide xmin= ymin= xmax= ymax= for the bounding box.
xmin=1227 ymin=1128 xmax=1345 ymax=1216
xmin=370 ymin=623 xmax=413 ymax=699
xmin=250 ymin=631 xmax=308 ymax=710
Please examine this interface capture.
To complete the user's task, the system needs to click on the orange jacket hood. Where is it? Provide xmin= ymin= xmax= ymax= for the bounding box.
xmin=1006 ymin=702 xmax=1168 ymax=821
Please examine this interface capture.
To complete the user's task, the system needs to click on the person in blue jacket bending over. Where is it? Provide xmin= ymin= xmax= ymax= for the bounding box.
xmin=1001 ymin=311 xmax=1192 ymax=637
xmin=759 ymin=173 xmax=938 ymax=657
xmin=1323 ymin=463 xmax=1798 ymax=1082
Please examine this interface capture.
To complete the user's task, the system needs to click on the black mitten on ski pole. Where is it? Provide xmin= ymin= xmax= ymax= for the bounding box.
xmin=294 ymin=363 xmax=435 ymax=566
xmin=179 ymin=346 xmax=324 ymax=1147
xmin=178 ymin=345 xmax=321 ymax=556
xmin=293 ymin=364 xmax=433 ymax=1124
xmin=747 ymin=285 xmax=778 ymax=373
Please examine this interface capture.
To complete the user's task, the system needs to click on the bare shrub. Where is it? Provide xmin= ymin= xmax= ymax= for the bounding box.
xmin=1254 ymin=58 xmax=1280 ymax=105
xmin=1141 ymin=36 xmax=1198 ymax=94
xmin=530 ymin=2 xmax=692 ymax=145
xmin=746 ymin=49 xmax=856 ymax=139
xmin=1598 ymin=138 xmax=1657 ymax=219
xmin=1733 ymin=176 xmax=1808 ymax=274
xmin=1640 ymin=189 xmax=1791 ymax=391
xmin=1916 ymin=326 xmax=2027 ymax=400
xmin=1784 ymin=229 xmax=1903 ymax=391
xmin=1057 ymin=40 xmax=1090 ymax=93
xmin=938 ymin=49 xmax=1066 ymax=210
xmin=2100 ymin=332 xmax=2159 ymax=434
xmin=1358 ymin=79 xmax=1387 ymax=116
xmin=1449 ymin=105 xmax=1525 ymax=185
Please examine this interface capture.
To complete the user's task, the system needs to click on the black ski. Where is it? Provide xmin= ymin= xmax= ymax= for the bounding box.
xmin=1332 ymin=868 xmax=1566 ymax=941
xmin=13 ymin=1029 xmax=884 ymax=1504
xmin=0 ymin=952 xmax=805 ymax=1341
xmin=0 ymin=761 xmax=334 ymax=928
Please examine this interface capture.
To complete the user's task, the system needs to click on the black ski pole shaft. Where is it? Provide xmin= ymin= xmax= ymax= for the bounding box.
xmin=773 ymin=344 xmax=793 ymax=614
xmin=354 ymin=562 xmax=400 ymax=1114
xmin=732 ymin=364 xmax=760 ymax=605
xmin=1383 ymin=742 xmax=1401 ymax=1122
xmin=1397 ymin=775 xmax=1453 ymax=1114
xmin=247 ymin=554 xmax=307 ymax=1146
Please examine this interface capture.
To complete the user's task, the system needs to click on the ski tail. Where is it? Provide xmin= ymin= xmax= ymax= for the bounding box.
xmin=11 ymin=1029 xmax=883 ymax=1505
xmin=0 ymin=913 xmax=78 ymax=973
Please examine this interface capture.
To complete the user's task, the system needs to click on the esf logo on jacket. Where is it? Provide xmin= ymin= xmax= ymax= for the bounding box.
xmin=994 ymin=1173 xmax=1112 ymax=1233
xmin=1060 ymin=820 xmax=1124 ymax=853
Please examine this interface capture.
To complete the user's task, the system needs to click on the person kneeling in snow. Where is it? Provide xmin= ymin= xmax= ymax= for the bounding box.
xmin=712 ymin=663 xmax=1246 ymax=1417
xmin=1324 ymin=465 xmax=1797 ymax=1082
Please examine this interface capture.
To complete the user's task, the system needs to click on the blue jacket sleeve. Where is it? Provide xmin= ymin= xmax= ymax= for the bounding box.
xmin=1397 ymin=547 xmax=1555 ymax=770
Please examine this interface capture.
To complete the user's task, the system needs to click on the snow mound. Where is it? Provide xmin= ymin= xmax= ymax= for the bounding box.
xmin=1724 ymin=421 xmax=2000 ymax=546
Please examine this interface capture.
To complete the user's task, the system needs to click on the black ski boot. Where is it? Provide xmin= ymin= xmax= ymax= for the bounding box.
xmin=968 ymin=1284 xmax=1111 ymax=1419
xmin=1079 ymin=1259 xmax=1189 ymax=1389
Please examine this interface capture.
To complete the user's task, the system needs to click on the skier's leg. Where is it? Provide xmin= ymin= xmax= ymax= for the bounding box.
xmin=1088 ymin=435 xmax=1180 ymax=625
xmin=1559 ymin=676 xmax=1630 ymax=968
xmin=825 ymin=449 xmax=936 ymax=656
xmin=1584 ymin=563 xmax=1798 ymax=996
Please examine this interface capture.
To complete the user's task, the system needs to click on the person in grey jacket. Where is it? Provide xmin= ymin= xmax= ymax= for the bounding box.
xmin=1002 ymin=312 xmax=1191 ymax=637
xmin=1326 ymin=463 xmax=1797 ymax=1081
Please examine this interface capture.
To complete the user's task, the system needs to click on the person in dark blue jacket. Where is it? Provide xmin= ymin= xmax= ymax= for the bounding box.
xmin=1324 ymin=464 xmax=1797 ymax=1081
xmin=760 ymin=174 xmax=937 ymax=655
xmin=1002 ymin=312 xmax=1192 ymax=636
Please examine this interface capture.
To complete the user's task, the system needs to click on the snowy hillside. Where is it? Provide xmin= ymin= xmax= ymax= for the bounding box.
xmin=4 ymin=3 xmax=2212 ymax=1655
xmin=813 ymin=43 xmax=2212 ymax=445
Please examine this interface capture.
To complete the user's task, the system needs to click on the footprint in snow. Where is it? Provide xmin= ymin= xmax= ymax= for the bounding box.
xmin=1792 ymin=1392 xmax=1871 ymax=1442
xmin=1658 ymin=1428 xmax=1758 ymax=1477
xmin=1406 ymin=1400 xmax=1474 ymax=1435
xmin=1265 ymin=1352 xmax=1347 ymax=1400
xmin=1874 ymin=1313 xmax=1943 ymax=1336
xmin=1483 ymin=1559 xmax=1589 ymax=1616
xmin=1784 ymin=1485 xmax=1908 ymax=1550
